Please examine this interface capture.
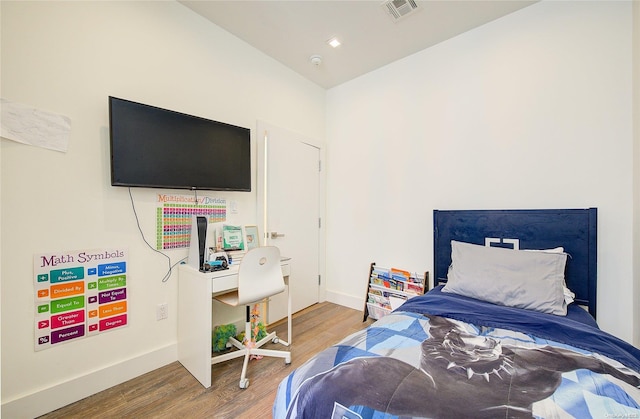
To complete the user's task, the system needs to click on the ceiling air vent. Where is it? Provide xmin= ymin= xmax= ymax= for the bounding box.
xmin=381 ymin=0 xmax=419 ymax=22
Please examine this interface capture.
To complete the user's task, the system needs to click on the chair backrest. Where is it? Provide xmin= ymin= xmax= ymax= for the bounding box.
xmin=237 ymin=246 xmax=285 ymax=305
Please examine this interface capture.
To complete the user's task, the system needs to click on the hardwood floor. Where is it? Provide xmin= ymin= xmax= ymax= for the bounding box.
xmin=39 ymin=302 xmax=373 ymax=419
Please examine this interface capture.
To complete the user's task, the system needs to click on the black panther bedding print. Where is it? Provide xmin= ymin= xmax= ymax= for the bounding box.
xmin=276 ymin=312 xmax=640 ymax=418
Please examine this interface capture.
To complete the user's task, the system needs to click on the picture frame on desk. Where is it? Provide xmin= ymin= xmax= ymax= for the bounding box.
xmin=244 ymin=225 xmax=259 ymax=250
xmin=222 ymin=224 xmax=244 ymax=251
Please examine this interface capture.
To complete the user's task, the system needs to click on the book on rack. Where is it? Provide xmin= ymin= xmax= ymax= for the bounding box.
xmin=370 ymin=266 xmax=426 ymax=295
xmin=391 ymin=268 xmax=411 ymax=280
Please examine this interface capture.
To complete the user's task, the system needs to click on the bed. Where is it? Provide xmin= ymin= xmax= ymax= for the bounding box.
xmin=273 ymin=208 xmax=640 ymax=418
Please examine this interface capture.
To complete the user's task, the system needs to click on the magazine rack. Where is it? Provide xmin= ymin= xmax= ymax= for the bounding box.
xmin=363 ymin=262 xmax=428 ymax=321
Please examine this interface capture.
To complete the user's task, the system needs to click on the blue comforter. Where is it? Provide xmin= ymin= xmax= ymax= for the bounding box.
xmin=274 ymin=287 xmax=640 ymax=418
xmin=400 ymin=286 xmax=640 ymax=372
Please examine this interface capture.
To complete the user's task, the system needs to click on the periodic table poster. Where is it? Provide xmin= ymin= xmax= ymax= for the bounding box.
xmin=34 ymin=248 xmax=128 ymax=351
xmin=156 ymin=194 xmax=227 ymax=250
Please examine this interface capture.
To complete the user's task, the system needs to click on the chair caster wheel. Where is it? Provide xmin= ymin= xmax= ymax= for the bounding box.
xmin=285 ymin=356 xmax=291 ymax=364
xmin=272 ymin=337 xmax=279 ymax=344
xmin=239 ymin=378 xmax=249 ymax=389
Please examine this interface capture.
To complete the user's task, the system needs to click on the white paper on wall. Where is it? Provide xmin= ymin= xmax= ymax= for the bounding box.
xmin=1 ymin=98 xmax=71 ymax=152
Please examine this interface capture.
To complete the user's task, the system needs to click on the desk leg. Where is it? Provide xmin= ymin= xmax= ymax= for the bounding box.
xmin=177 ymin=270 xmax=213 ymax=388
xmin=279 ymin=276 xmax=292 ymax=346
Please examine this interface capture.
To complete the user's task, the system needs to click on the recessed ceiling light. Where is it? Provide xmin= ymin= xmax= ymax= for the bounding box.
xmin=327 ymin=37 xmax=341 ymax=48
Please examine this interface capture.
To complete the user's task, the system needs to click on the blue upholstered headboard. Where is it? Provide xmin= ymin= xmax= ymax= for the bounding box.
xmin=433 ymin=209 xmax=598 ymax=317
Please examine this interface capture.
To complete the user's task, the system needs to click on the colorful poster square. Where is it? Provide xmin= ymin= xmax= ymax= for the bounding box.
xmin=156 ymin=194 xmax=227 ymax=250
xmin=33 ymin=248 xmax=129 ymax=351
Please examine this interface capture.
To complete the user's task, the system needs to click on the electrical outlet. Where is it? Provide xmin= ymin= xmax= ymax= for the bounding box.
xmin=156 ymin=303 xmax=168 ymax=320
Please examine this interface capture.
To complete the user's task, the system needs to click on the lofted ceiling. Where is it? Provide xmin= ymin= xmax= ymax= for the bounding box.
xmin=179 ymin=0 xmax=537 ymax=89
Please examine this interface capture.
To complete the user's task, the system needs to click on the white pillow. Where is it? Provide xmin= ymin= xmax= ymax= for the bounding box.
xmin=442 ymin=240 xmax=568 ymax=315
xmin=524 ymin=247 xmax=575 ymax=305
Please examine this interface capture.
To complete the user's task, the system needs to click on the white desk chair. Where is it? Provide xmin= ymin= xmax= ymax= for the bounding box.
xmin=211 ymin=246 xmax=291 ymax=389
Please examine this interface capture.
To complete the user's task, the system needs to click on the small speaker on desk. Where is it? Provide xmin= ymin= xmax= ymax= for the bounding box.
xmin=188 ymin=215 xmax=209 ymax=271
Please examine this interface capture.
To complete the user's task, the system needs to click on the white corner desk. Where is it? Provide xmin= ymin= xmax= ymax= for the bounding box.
xmin=177 ymin=258 xmax=291 ymax=388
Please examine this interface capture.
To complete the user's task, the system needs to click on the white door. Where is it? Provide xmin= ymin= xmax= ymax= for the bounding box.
xmin=257 ymin=121 xmax=321 ymax=323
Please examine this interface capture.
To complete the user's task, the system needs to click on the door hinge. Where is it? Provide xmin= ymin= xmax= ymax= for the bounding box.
xmin=318 ymin=218 xmax=321 ymax=228
xmin=318 ymin=275 xmax=321 ymax=285
xmin=318 ymin=160 xmax=322 ymax=172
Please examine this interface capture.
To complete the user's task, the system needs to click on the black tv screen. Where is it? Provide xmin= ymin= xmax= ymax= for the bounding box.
xmin=109 ymin=96 xmax=251 ymax=191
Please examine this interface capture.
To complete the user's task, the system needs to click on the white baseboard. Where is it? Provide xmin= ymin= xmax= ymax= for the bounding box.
xmin=2 ymin=343 xmax=177 ymax=418
xmin=324 ymin=289 xmax=364 ymax=311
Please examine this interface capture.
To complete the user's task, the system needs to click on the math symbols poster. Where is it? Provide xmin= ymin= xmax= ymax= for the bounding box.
xmin=34 ymin=248 xmax=129 ymax=351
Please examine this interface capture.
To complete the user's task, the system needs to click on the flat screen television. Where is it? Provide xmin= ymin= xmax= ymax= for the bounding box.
xmin=109 ymin=96 xmax=251 ymax=191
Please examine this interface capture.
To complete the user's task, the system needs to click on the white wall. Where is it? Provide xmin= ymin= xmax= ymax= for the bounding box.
xmin=2 ymin=0 xmax=637 ymax=416
xmin=633 ymin=0 xmax=640 ymax=346
xmin=325 ymin=1 xmax=636 ymax=343
xmin=0 ymin=1 xmax=325 ymax=417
